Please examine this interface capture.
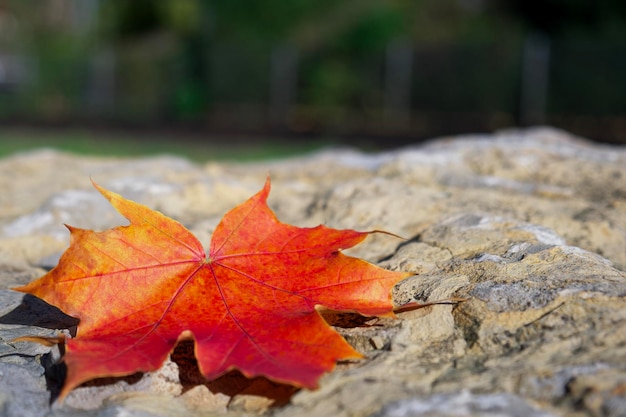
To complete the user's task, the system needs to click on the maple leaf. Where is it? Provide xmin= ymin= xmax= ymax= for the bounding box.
xmin=16 ymin=178 xmax=410 ymax=398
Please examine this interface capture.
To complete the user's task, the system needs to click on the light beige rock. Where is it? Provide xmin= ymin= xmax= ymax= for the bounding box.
xmin=0 ymin=127 xmax=624 ymax=417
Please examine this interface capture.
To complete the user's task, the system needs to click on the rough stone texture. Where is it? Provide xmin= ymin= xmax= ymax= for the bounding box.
xmin=0 ymin=127 xmax=625 ymax=417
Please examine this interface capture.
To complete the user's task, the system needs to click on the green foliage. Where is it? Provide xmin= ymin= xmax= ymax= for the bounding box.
xmin=1 ymin=0 xmax=625 ymax=130
xmin=99 ymin=0 xmax=204 ymax=39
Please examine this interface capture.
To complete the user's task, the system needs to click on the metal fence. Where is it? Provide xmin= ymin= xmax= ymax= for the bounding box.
xmin=1 ymin=35 xmax=625 ymax=144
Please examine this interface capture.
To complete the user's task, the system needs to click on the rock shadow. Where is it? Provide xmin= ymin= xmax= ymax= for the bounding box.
xmin=0 ymin=293 xmax=80 ymax=403
xmin=171 ymin=339 xmax=299 ymax=408
xmin=0 ymin=293 xmax=79 ymax=333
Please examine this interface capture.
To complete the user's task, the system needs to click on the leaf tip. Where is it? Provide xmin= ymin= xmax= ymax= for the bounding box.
xmin=264 ymin=174 xmax=271 ymax=192
xmin=89 ymin=178 xmax=109 ymax=199
xmin=253 ymin=175 xmax=272 ymax=204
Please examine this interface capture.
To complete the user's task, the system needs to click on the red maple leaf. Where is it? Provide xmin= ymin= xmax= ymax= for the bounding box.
xmin=16 ymin=178 xmax=409 ymax=398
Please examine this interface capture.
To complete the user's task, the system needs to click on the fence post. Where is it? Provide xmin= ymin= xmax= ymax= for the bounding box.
xmin=86 ymin=47 xmax=116 ymax=115
xmin=269 ymin=43 xmax=298 ymax=129
xmin=384 ymin=39 xmax=413 ymax=130
xmin=519 ymin=32 xmax=551 ymax=126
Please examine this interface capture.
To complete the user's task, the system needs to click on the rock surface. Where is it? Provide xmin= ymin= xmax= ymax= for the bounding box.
xmin=0 ymin=127 xmax=625 ymax=417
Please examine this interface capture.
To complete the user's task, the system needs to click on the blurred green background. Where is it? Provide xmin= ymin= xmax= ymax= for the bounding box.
xmin=0 ymin=0 xmax=625 ymax=159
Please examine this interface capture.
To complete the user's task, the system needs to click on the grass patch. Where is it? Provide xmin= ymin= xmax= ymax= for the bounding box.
xmin=0 ymin=128 xmax=333 ymax=162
